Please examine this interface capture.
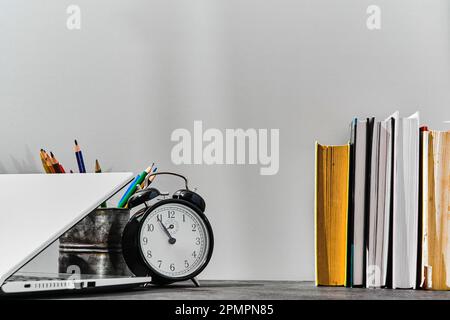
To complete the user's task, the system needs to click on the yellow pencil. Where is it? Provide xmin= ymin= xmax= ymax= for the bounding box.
xmin=95 ymin=159 xmax=107 ymax=208
xmin=39 ymin=149 xmax=51 ymax=173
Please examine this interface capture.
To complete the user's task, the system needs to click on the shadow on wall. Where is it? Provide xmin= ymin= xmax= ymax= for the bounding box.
xmin=0 ymin=161 xmax=6 ymax=174
xmin=4 ymin=145 xmax=40 ymax=174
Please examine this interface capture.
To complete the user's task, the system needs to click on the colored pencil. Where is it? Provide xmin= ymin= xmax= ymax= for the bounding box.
xmin=43 ymin=150 xmax=56 ymax=173
xmin=118 ymin=163 xmax=154 ymax=206
xmin=59 ymin=164 xmax=66 ymax=173
xmin=118 ymin=174 xmax=141 ymax=205
xmin=50 ymin=152 xmax=63 ymax=173
xmin=39 ymin=149 xmax=51 ymax=173
xmin=149 ymin=167 xmax=157 ymax=183
xmin=140 ymin=166 xmax=158 ymax=189
xmin=123 ymin=167 xmax=157 ymax=209
xmin=74 ymin=140 xmax=86 ymax=173
xmin=39 ymin=149 xmax=49 ymax=173
xmin=95 ymin=159 xmax=107 ymax=208
xmin=95 ymin=159 xmax=102 ymax=174
xmin=118 ymin=165 xmax=153 ymax=208
xmin=55 ymin=153 xmax=66 ymax=173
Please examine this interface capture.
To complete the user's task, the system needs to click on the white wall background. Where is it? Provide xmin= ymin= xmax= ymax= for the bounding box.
xmin=1 ymin=0 xmax=449 ymax=280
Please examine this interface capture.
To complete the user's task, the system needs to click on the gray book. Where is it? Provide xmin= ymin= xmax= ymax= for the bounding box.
xmin=348 ymin=117 xmax=374 ymax=287
xmin=366 ymin=112 xmax=397 ymax=288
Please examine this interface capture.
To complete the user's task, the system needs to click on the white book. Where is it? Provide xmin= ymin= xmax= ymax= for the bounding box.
xmin=392 ymin=112 xmax=420 ymax=289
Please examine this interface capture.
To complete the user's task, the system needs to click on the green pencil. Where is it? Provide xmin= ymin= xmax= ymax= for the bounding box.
xmin=118 ymin=165 xmax=153 ymax=208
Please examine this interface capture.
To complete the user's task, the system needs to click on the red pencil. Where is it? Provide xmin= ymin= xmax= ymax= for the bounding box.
xmin=50 ymin=152 xmax=64 ymax=174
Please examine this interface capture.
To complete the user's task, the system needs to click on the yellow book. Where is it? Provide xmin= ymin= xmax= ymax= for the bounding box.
xmin=421 ymin=130 xmax=450 ymax=290
xmin=315 ymin=142 xmax=350 ymax=286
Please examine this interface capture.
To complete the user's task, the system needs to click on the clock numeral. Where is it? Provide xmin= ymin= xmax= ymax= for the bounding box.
xmin=170 ymin=263 xmax=175 ymax=271
xmin=157 ymin=260 xmax=162 ymax=268
xmin=192 ymin=224 xmax=197 ymax=232
xmin=147 ymin=224 xmax=154 ymax=232
xmin=147 ymin=250 xmax=152 ymax=258
xmin=195 ymin=237 xmax=201 ymax=245
xmin=184 ymin=260 xmax=189 ymax=268
xmin=183 ymin=214 xmax=186 ymax=222
xmin=192 ymin=251 xmax=197 ymax=258
xmin=157 ymin=214 xmax=163 ymax=222
xmin=168 ymin=210 xmax=175 ymax=219
xmin=143 ymin=237 xmax=148 ymax=245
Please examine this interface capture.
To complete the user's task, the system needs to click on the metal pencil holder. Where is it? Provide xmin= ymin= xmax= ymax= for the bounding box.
xmin=58 ymin=208 xmax=132 ymax=277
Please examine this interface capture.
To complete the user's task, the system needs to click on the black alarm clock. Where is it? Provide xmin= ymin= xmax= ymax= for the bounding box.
xmin=121 ymin=172 xmax=214 ymax=286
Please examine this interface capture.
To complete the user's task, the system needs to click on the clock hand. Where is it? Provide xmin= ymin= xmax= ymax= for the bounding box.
xmin=159 ymin=220 xmax=176 ymax=244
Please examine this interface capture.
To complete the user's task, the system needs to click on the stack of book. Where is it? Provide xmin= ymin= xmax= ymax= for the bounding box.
xmin=315 ymin=112 xmax=450 ymax=290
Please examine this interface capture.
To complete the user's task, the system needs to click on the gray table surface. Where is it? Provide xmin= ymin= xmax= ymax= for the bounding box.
xmin=39 ymin=281 xmax=450 ymax=300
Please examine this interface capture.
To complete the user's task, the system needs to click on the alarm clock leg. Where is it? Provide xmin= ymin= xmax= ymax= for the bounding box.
xmin=191 ymin=277 xmax=200 ymax=288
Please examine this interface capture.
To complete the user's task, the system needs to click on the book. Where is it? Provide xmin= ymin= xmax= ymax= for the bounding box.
xmin=315 ymin=112 xmax=449 ymax=291
xmin=420 ymin=130 xmax=450 ymax=290
xmin=366 ymin=112 xmax=397 ymax=288
xmin=347 ymin=118 xmax=375 ymax=287
xmin=416 ymin=125 xmax=429 ymax=288
xmin=315 ymin=142 xmax=350 ymax=286
xmin=392 ymin=112 xmax=420 ymax=289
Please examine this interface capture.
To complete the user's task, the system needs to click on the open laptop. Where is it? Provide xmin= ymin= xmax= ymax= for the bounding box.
xmin=0 ymin=173 xmax=152 ymax=295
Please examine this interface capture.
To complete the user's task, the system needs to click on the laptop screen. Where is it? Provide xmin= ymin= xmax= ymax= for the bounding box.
xmin=0 ymin=173 xmax=133 ymax=286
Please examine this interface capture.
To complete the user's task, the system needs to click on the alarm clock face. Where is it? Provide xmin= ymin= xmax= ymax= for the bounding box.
xmin=139 ymin=202 xmax=211 ymax=279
